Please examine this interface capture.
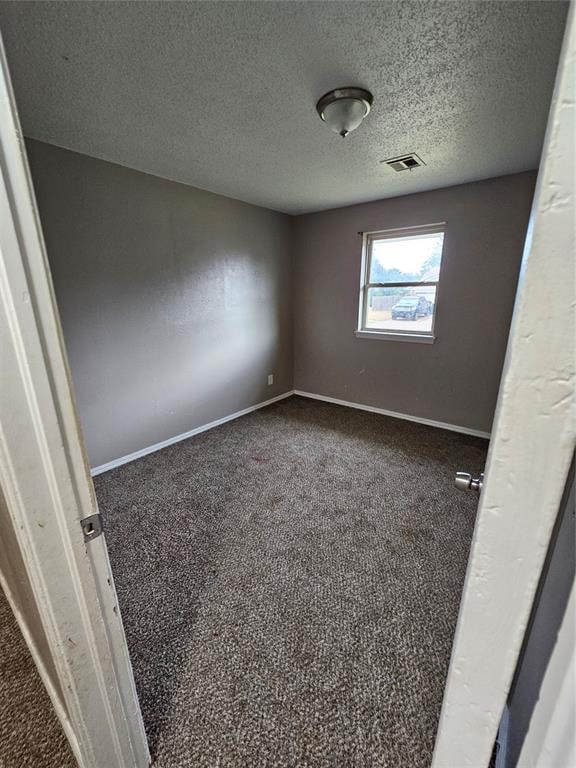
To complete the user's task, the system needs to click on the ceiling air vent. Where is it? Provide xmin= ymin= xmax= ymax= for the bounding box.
xmin=382 ymin=153 xmax=426 ymax=172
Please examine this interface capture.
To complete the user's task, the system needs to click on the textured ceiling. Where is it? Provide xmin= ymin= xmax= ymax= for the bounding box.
xmin=0 ymin=1 xmax=568 ymax=214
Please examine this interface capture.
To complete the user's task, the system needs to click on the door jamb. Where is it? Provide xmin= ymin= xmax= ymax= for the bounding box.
xmin=432 ymin=7 xmax=575 ymax=767
xmin=0 ymin=36 xmax=150 ymax=768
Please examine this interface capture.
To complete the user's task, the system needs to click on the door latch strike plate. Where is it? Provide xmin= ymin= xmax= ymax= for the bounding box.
xmin=80 ymin=513 xmax=103 ymax=542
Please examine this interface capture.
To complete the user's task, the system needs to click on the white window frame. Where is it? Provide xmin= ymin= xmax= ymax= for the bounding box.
xmin=355 ymin=223 xmax=446 ymax=344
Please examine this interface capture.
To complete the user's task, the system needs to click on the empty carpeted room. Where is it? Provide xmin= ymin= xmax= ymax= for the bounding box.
xmin=0 ymin=3 xmax=574 ymax=768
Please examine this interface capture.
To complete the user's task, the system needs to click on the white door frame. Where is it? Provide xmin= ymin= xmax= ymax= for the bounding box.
xmin=432 ymin=5 xmax=575 ymax=767
xmin=0 ymin=37 xmax=149 ymax=768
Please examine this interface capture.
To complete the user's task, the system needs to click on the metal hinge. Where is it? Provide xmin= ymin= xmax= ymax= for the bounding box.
xmin=80 ymin=513 xmax=103 ymax=542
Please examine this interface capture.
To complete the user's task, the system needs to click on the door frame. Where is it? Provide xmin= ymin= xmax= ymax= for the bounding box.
xmin=0 ymin=37 xmax=149 ymax=768
xmin=432 ymin=5 xmax=575 ymax=766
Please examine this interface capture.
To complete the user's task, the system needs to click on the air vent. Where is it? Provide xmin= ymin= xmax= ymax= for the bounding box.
xmin=382 ymin=153 xmax=426 ymax=172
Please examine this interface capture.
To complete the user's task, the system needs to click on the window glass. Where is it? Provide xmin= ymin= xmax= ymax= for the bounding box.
xmin=360 ymin=227 xmax=445 ymax=338
xmin=365 ymin=286 xmax=437 ymax=334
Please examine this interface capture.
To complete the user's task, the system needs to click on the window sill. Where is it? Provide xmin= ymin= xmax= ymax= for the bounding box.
xmin=354 ymin=330 xmax=435 ymax=344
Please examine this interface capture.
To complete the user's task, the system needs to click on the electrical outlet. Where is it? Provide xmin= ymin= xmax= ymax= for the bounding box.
xmin=267 ymin=374 xmax=274 ymax=386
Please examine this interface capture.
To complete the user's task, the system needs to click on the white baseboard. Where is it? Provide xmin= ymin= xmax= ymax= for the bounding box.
xmin=90 ymin=391 xmax=294 ymax=476
xmin=293 ymin=390 xmax=491 ymax=439
xmin=91 ymin=388 xmax=489 ymax=475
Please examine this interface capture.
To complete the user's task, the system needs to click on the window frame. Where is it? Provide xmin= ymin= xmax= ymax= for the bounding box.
xmin=355 ymin=222 xmax=446 ymax=344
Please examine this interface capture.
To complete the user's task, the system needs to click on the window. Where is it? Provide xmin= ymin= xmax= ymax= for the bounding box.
xmin=356 ymin=224 xmax=445 ymax=343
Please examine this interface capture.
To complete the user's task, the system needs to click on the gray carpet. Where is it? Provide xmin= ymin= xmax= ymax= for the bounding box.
xmin=94 ymin=396 xmax=487 ymax=768
xmin=0 ymin=589 xmax=76 ymax=768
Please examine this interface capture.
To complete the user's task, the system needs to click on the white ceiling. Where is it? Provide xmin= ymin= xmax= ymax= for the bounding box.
xmin=0 ymin=1 xmax=568 ymax=214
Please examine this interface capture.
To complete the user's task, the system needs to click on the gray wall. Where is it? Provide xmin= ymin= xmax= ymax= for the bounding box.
xmin=28 ymin=140 xmax=535 ymax=464
xmin=293 ymin=172 xmax=536 ymax=434
xmin=27 ymin=140 xmax=293 ymax=468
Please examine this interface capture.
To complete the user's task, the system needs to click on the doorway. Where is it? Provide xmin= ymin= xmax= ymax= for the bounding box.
xmin=0 ymin=4 xmax=572 ymax=768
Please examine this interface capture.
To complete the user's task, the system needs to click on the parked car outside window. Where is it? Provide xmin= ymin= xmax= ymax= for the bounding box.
xmin=391 ymin=295 xmax=431 ymax=320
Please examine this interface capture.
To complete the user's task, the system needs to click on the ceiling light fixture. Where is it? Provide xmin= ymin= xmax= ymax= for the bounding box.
xmin=316 ymin=87 xmax=373 ymax=138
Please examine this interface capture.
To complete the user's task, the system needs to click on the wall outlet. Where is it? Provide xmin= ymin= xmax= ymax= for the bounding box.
xmin=267 ymin=374 xmax=274 ymax=386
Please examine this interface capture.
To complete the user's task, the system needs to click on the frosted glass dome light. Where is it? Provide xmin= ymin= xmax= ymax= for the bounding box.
xmin=316 ymin=87 xmax=373 ymax=137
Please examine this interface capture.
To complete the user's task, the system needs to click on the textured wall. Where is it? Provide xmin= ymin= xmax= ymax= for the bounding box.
xmin=28 ymin=138 xmax=535 ymax=459
xmin=293 ymin=172 xmax=536 ymax=433
xmin=27 ymin=140 xmax=293 ymax=468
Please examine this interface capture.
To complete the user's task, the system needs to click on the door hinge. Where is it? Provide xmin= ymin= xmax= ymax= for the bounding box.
xmin=80 ymin=513 xmax=103 ymax=542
